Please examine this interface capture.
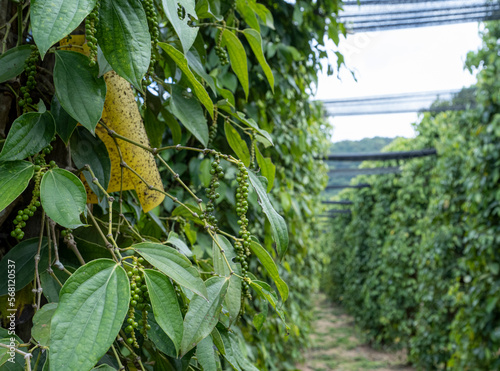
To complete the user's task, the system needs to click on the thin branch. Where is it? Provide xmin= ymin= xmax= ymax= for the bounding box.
xmin=48 ymin=218 xmax=63 ymax=270
xmin=111 ymin=345 xmax=124 ymax=371
xmin=86 ymin=205 xmax=119 ymax=262
xmin=64 ymin=233 xmax=85 ymax=266
xmin=0 ymin=343 xmax=32 ymax=371
xmin=34 ymin=211 xmax=46 ymax=310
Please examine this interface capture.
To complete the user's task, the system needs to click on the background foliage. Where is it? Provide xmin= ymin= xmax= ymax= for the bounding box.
xmin=323 ymin=21 xmax=500 ymax=370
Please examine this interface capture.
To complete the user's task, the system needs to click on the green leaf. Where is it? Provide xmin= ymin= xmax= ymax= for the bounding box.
xmin=253 ymin=305 xmax=267 ymax=332
xmin=51 ymin=95 xmax=77 ymax=145
xmin=167 ymin=232 xmax=192 ymax=257
xmin=169 ymin=85 xmax=208 ymax=147
xmin=0 ymin=328 xmax=22 ymax=346
xmin=0 ymin=112 xmax=55 ymax=161
xmin=249 ymin=240 xmax=288 ymax=301
xmin=92 ymin=365 xmax=117 ymax=370
xmin=70 ymin=126 xmax=111 ymax=200
xmin=221 ymin=30 xmax=249 ymax=99
xmin=180 ymin=276 xmax=229 ymax=356
xmin=31 ymin=0 xmax=97 ymax=59
xmin=0 ymin=337 xmax=24 ymax=370
xmin=0 ymin=161 xmax=34 ymax=212
xmin=243 ymin=29 xmax=274 ymax=92
xmin=143 ymin=269 xmax=183 ymax=356
xmin=159 ymin=43 xmax=214 ymax=117
xmin=195 ymin=0 xmax=222 ymax=20
xmin=162 ymin=108 xmax=182 ymax=145
xmin=248 ymin=171 xmax=288 ymax=257
xmin=196 ymin=336 xmax=217 ymax=371
xmin=226 ymin=331 xmax=259 ymax=371
xmin=161 ymin=0 xmax=198 ymax=53
xmin=40 ymin=268 xmax=68 ymax=303
xmin=199 ymin=159 xmax=212 ymax=188
xmin=97 ymin=46 xmax=112 ymax=78
xmin=249 ymin=280 xmax=287 ymax=326
xmin=40 ymin=168 xmax=87 ymax=229
xmin=0 ymin=238 xmax=48 ymax=296
xmin=236 ymin=0 xmax=259 ymax=32
xmin=236 ymin=112 xmax=273 ymax=146
xmin=172 ymin=203 xmax=204 ymax=225
xmin=0 ymin=45 xmax=32 ymax=83
xmin=218 ymin=329 xmax=242 ymax=371
xmin=186 ymin=50 xmax=216 ymax=94
xmin=218 ymin=105 xmax=273 ymax=145
xmin=143 ymin=108 xmax=165 ymax=149
xmin=224 ymin=121 xmax=250 ymax=167
xmin=212 ymin=235 xmax=241 ymax=326
xmin=250 ymin=2 xmax=274 ymax=29
xmin=97 ymin=0 xmax=150 ymax=91
xmin=54 ymin=50 xmax=106 ymax=133
xmin=49 ymin=259 xmax=130 ymax=371
xmin=147 ymin=313 xmax=177 ymax=358
xmin=211 ymin=328 xmax=225 ymax=355
xmin=255 ymin=145 xmax=275 ymax=192
xmin=133 ymin=242 xmax=208 ymax=299
xmin=32 ymin=303 xmax=58 ymax=347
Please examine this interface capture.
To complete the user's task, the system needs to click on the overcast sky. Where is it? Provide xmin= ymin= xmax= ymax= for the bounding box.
xmin=314 ymin=22 xmax=483 ymax=142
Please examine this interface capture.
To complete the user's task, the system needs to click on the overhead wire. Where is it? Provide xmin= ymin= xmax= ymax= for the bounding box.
xmin=337 ymin=0 xmax=500 ymax=32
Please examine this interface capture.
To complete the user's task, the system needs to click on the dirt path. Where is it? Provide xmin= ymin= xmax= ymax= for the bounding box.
xmin=297 ymin=293 xmax=414 ymax=371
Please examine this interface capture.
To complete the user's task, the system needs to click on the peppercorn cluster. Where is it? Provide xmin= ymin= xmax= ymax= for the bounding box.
xmin=11 ymin=200 xmax=39 ymax=241
xmin=203 ymin=156 xmax=225 ymax=226
xmin=85 ymin=0 xmax=100 ymax=66
xmin=10 ymin=143 xmax=55 ymax=240
xmin=208 ymin=111 xmax=218 ymax=147
xmin=143 ymin=0 xmax=160 ymax=88
xmin=215 ymin=27 xmax=229 ymax=65
xmin=177 ymin=3 xmax=186 ymax=20
xmin=215 ymin=45 xmax=229 ymax=66
xmin=19 ymin=45 xmax=39 ymax=110
xmin=235 ymin=162 xmax=251 ymax=299
xmin=125 ymin=256 xmax=151 ymax=348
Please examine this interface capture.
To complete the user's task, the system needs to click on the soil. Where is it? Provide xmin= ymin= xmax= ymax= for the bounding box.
xmin=297 ymin=293 xmax=415 ymax=371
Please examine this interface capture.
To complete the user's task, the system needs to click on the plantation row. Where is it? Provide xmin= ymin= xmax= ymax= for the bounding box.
xmin=323 ymin=22 xmax=500 ymax=370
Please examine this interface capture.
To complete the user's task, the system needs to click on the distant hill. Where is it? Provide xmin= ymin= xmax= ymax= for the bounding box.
xmin=325 ymin=137 xmax=395 ymax=196
xmin=330 ymin=137 xmax=394 ymax=154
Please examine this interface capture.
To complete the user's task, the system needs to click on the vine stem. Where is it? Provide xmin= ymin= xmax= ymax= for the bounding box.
xmin=111 ymin=344 xmax=124 ymax=370
xmin=84 ymin=165 xmax=123 ymax=262
xmin=0 ymin=3 xmax=28 ymax=53
xmin=0 ymin=343 xmax=32 ymax=370
xmin=97 ymin=121 xmax=243 ymax=277
xmin=32 ymin=348 xmax=42 ymax=370
xmin=99 ymin=120 xmax=239 ymax=215
xmin=120 ymin=161 xmax=200 ymax=219
xmin=48 ymin=218 xmax=64 ymax=271
xmin=16 ymin=4 xmax=22 ymax=46
xmin=63 ymin=233 xmax=85 ymax=266
xmin=216 ymin=110 xmax=257 ymax=138
xmin=118 ymin=331 xmax=145 ymax=371
xmin=155 ymin=154 xmax=204 ymax=212
xmin=100 ymin=119 xmax=240 ymax=164
xmin=87 ymin=205 xmax=117 ymax=258
xmin=33 ymin=211 xmax=45 ymax=310
xmin=208 ymin=230 xmax=243 ymax=278
xmin=217 ymin=229 xmax=244 ymax=242
xmin=48 ymin=271 xmax=63 ymax=287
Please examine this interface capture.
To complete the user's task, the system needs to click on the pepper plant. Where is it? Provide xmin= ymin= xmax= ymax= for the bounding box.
xmin=0 ymin=0 xmax=345 ymax=370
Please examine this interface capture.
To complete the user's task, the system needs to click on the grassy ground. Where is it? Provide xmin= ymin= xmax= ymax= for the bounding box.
xmin=297 ymin=293 xmax=414 ymax=371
